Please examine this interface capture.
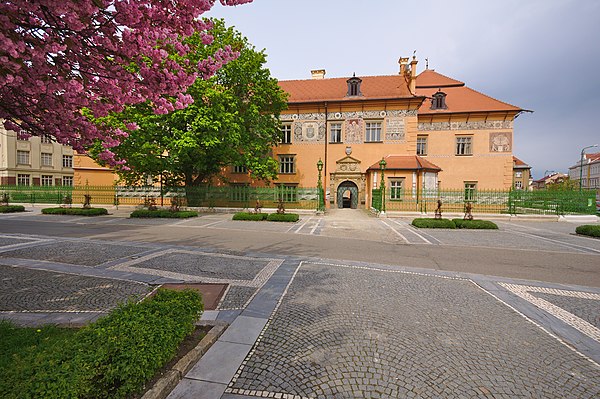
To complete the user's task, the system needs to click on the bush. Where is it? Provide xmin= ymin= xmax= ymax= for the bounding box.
xmin=232 ymin=212 xmax=268 ymax=221
xmin=130 ymin=209 xmax=198 ymax=218
xmin=266 ymin=213 xmax=300 ymax=222
xmin=0 ymin=205 xmax=25 ymax=213
xmin=576 ymin=224 xmax=600 ymax=238
xmin=452 ymin=219 xmax=499 ymax=229
xmin=41 ymin=207 xmax=108 ymax=216
xmin=411 ymin=218 xmax=456 ymax=229
xmin=1 ymin=289 xmax=203 ymax=399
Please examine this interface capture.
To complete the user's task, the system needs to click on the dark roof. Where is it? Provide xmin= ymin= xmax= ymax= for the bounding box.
xmin=367 ymin=155 xmax=442 ymax=172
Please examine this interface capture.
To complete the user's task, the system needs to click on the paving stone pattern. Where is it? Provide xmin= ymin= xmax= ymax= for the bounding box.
xmin=132 ymin=252 xmax=269 ymax=281
xmin=0 ymin=264 xmax=150 ymax=312
xmin=219 ymin=286 xmax=257 ymax=310
xmin=534 ymin=292 xmax=600 ymax=330
xmin=228 ymin=263 xmax=600 ymax=399
xmin=0 ymin=237 xmax=32 ymax=247
xmin=0 ymin=241 xmax=148 ymax=266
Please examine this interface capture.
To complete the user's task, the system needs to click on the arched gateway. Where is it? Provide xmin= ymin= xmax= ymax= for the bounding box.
xmin=337 ymin=181 xmax=359 ymax=209
xmin=329 ymin=155 xmax=366 ymax=209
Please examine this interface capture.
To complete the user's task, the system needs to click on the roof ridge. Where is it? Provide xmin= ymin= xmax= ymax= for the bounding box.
xmin=278 ymin=74 xmax=403 ymax=83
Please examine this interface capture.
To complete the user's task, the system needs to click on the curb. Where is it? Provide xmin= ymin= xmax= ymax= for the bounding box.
xmin=141 ymin=320 xmax=228 ymax=399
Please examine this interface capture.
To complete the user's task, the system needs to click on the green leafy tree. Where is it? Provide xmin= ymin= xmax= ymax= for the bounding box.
xmin=96 ymin=19 xmax=287 ymax=187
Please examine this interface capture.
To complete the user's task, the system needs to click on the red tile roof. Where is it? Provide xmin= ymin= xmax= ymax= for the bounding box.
xmin=416 ymin=69 xmax=464 ymax=88
xmin=278 ymin=75 xmax=416 ymax=103
xmin=585 ymin=152 xmax=600 ymax=161
xmin=512 ymin=156 xmax=531 ymax=168
xmin=367 ymin=155 xmax=442 ymax=172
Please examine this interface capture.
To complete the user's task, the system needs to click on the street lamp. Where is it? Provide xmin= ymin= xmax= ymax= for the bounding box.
xmin=579 ymin=144 xmax=598 ymax=191
xmin=316 ymin=159 xmax=324 ymax=213
xmin=379 ymin=157 xmax=387 ymax=215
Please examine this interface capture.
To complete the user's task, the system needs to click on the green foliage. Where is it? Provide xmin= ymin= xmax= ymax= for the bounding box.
xmin=41 ymin=207 xmax=108 ymax=216
xmin=130 ymin=209 xmax=198 ymax=218
xmin=232 ymin=212 xmax=268 ymax=221
xmin=411 ymin=218 xmax=456 ymax=229
xmin=452 ymin=219 xmax=499 ymax=229
xmin=0 ymin=205 xmax=25 ymax=213
xmin=575 ymin=224 xmax=600 ymax=237
xmin=266 ymin=213 xmax=300 ymax=222
xmin=0 ymin=289 xmax=203 ymax=399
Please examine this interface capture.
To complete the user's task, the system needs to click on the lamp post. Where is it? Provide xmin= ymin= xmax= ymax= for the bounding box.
xmin=379 ymin=157 xmax=387 ymax=215
xmin=316 ymin=159 xmax=324 ymax=213
xmin=579 ymin=144 xmax=598 ymax=191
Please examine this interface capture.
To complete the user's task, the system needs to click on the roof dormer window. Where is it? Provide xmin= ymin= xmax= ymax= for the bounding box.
xmin=431 ymin=90 xmax=447 ymax=110
xmin=346 ymin=75 xmax=362 ymax=97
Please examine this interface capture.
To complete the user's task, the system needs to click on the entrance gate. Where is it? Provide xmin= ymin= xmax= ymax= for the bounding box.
xmin=337 ymin=181 xmax=359 ymax=209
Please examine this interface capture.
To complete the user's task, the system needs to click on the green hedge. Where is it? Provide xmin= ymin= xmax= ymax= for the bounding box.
xmin=41 ymin=207 xmax=108 ymax=216
xmin=0 ymin=288 xmax=203 ymax=399
xmin=0 ymin=205 xmax=25 ymax=213
xmin=266 ymin=213 xmax=300 ymax=222
xmin=130 ymin=209 xmax=198 ymax=218
xmin=452 ymin=219 xmax=499 ymax=229
xmin=232 ymin=212 xmax=268 ymax=221
xmin=576 ymin=224 xmax=600 ymax=238
xmin=411 ymin=218 xmax=456 ymax=229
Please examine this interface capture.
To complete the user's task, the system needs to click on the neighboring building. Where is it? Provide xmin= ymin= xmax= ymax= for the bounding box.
xmin=225 ymin=57 xmax=527 ymax=209
xmin=512 ymin=156 xmax=532 ymax=190
xmin=73 ymin=153 xmax=118 ymax=186
xmin=0 ymin=124 xmax=74 ymax=186
xmin=532 ymin=173 xmax=568 ymax=190
xmin=568 ymin=152 xmax=600 ymax=189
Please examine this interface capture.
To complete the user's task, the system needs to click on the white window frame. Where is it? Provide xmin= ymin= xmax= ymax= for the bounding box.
xmin=416 ymin=136 xmax=428 ymax=156
xmin=330 ymin=122 xmax=342 ymax=143
xmin=41 ymin=175 xmax=53 ymax=186
xmin=62 ymin=155 xmax=73 ymax=168
xmin=62 ymin=176 xmax=74 ymax=186
xmin=40 ymin=135 xmax=52 ymax=144
xmin=389 ymin=179 xmax=404 ymax=200
xmin=17 ymin=150 xmax=30 ymax=165
xmin=365 ymin=121 xmax=382 ymax=142
xmin=464 ymin=181 xmax=477 ymax=201
xmin=279 ymin=155 xmax=295 ymax=174
xmin=281 ymin=123 xmax=292 ymax=144
xmin=233 ymin=165 xmax=248 ymax=174
xmin=456 ymin=136 xmax=473 ymax=156
xmin=515 ymin=171 xmax=523 ymax=178
xmin=515 ymin=181 xmax=523 ymax=190
xmin=41 ymin=152 xmax=53 ymax=167
xmin=17 ymin=174 xmax=30 ymax=186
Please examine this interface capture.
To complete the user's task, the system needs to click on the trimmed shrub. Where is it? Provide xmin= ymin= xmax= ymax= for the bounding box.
xmin=452 ymin=219 xmax=499 ymax=229
xmin=41 ymin=207 xmax=108 ymax=216
xmin=232 ymin=212 xmax=268 ymax=221
xmin=0 ymin=205 xmax=25 ymax=213
xmin=130 ymin=209 xmax=198 ymax=218
xmin=411 ymin=218 xmax=456 ymax=229
xmin=266 ymin=213 xmax=300 ymax=222
xmin=1 ymin=289 xmax=203 ymax=399
xmin=576 ymin=224 xmax=600 ymax=238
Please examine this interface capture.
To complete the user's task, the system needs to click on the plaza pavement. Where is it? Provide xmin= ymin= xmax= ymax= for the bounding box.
xmin=1 ymin=207 xmax=599 ymax=398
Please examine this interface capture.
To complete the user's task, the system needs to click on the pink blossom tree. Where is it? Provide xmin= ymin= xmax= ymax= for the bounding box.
xmin=0 ymin=0 xmax=252 ymax=167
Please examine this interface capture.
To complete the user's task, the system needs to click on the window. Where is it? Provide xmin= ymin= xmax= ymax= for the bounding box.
xmin=464 ymin=182 xmax=477 ymax=201
xmin=515 ymin=171 xmax=523 ymax=178
xmin=389 ymin=179 xmax=404 ymax=200
xmin=279 ymin=155 xmax=295 ymax=174
xmin=62 ymin=176 xmax=74 ymax=186
xmin=17 ymin=150 xmax=30 ymax=165
xmin=16 ymin=132 xmax=29 ymax=141
xmin=230 ymin=184 xmax=249 ymax=202
xmin=456 ymin=136 xmax=472 ymax=155
xmin=17 ymin=174 xmax=30 ymax=186
xmin=281 ymin=123 xmax=292 ymax=144
xmin=346 ymin=76 xmax=362 ymax=97
xmin=515 ymin=181 xmax=523 ymax=190
xmin=41 ymin=153 xmax=53 ymax=166
xmin=62 ymin=155 xmax=73 ymax=168
xmin=431 ymin=91 xmax=447 ymax=110
xmin=277 ymin=184 xmax=297 ymax=202
xmin=40 ymin=135 xmax=52 ymax=144
xmin=233 ymin=165 xmax=248 ymax=174
xmin=365 ymin=122 xmax=382 ymax=142
xmin=416 ymin=136 xmax=428 ymax=156
xmin=330 ymin=122 xmax=342 ymax=143
xmin=41 ymin=175 xmax=53 ymax=186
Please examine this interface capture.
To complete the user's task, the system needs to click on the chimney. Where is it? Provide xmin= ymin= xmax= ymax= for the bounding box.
xmin=409 ymin=56 xmax=418 ymax=93
xmin=311 ymin=69 xmax=326 ymax=79
xmin=398 ymin=57 xmax=409 ymax=75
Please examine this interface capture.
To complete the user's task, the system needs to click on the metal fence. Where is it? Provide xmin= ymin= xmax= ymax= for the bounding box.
xmin=508 ymin=189 xmax=597 ymax=215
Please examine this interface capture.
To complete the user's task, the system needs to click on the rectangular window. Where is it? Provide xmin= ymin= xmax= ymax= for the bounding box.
xmin=389 ymin=179 xmax=404 ymax=200
xmin=514 ymin=181 xmax=523 ymax=190
xmin=464 ymin=182 xmax=477 ymax=201
xmin=41 ymin=152 xmax=53 ymax=166
xmin=17 ymin=150 xmax=30 ymax=165
xmin=365 ymin=122 xmax=382 ymax=142
xmin=62 ymin=155 xmax=73 ymax=168
xmin=281 ymin=123 xmax=292 ymax=144
xmin=416 ymin=136 xmax=428 ymax=156
xmin=17 ymin=174 xmax=30 ymax=186
xmin=62 ymin=176 xmax=74 ymax=186
xmin=41 ymin=175 xmax=53 ymax=186
xmin=277 ymin=184 xmax=297 ymax=202
xmin=40 ymin=135 xmax=52 ymax=144
xmin=230 ymin=184 xmax=249 ymax=202
xmin=233 ymin=165 xmax=248 ymax=174
xmin=456 ymin=136 xmax=472 ymax=156
xmin=515 ymin=171 xmax=523 ymax=178
xmin=279 ymin=155 xmax=295 ymax=174
xmin=330 ymin=122 xmax=342 ymax=143
xmin=16 ymin=132 xmax=29 ymax=141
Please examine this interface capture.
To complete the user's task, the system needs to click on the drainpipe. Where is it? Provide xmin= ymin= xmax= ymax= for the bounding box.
xmin=324 ymin=102 xmax=328 ymax=206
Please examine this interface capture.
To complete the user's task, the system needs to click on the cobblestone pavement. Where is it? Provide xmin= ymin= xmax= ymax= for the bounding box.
xmin=227 ymin=262 xmax=600 ymax=399
xmin=0 ymin=264 xmax=150 ymax=312
xmin=534 ymin=292 xmax=600 ymax=330
xmin=219 ymin=286 xmax=257 ymax=310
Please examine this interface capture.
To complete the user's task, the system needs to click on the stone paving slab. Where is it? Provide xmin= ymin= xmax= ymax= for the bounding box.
xmin=186 ymin=341 xmax=253 ymax=385
xmin=167 ymin=379 xmax=227 ymax=399
xmin=227 ymin=262 xmax=600 ymax=399
xmin=533 ymin=292 xmax=600 ymax=330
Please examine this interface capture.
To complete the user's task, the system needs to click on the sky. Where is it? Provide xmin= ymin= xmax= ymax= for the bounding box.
xmin=207 ymin=0 xmax=600 ymax=179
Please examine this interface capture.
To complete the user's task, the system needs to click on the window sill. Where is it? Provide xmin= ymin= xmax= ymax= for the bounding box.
xmin=329 ymin=141 xmax=343 ymax=144
xmin=455 ymin=154 xmax=473 ymax=157
xmin=365 ymin=141 xmax=383 ymax=144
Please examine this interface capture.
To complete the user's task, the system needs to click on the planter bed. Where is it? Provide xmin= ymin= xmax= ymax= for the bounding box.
xmin=41 ymin=207 xmax=108 ymax=216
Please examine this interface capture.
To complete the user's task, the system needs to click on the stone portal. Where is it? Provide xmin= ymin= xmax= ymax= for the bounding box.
xmin=329 ymin=156 xmax=366 ymax=209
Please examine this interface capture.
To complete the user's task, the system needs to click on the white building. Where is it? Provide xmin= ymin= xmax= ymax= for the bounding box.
xmin=568 ymin=152 xmax=600 ymax=189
